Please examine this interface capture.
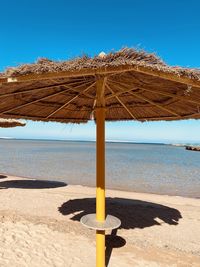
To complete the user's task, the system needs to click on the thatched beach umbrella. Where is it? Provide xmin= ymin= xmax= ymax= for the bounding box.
xmin=0 ymin=48 xmax=200 ymax=266
xmin=0 ymin=118 xmax=25 ymax=128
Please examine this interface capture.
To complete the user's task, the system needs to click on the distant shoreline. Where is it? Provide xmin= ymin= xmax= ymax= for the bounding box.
xmin=0 ymin=137 xmax=199 ymax=146
xmin=0 ymin=137 xmax=167 ymax=145
xmin=0 ymin=137 xmax=176 ymax=146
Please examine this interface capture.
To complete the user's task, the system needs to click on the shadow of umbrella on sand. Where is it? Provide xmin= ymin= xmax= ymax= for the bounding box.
xmin=0 ymin=179 xmax=67 ymax=189
xmin=58 ymin=197 xmax=182 ymax=266
xmin=0 ymin=175 xmax=7 ymax=179
xmin=0 ymin=48 xmax=199 ymax=267
xmin=58 ymin=197 xmax=182 ymax=229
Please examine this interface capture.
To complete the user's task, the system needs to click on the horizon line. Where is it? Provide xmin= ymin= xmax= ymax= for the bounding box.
xmin=1 ymin=137 xmax=200 ymax=145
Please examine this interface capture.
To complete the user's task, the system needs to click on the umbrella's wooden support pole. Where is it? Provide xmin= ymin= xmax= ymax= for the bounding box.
xmin=81 ymin=78 xmax=121 ymax=267
xmin=80 ymin=78 xmax=121 ymax=267
xmin=96 ymin=106 xmax=105 ymax=267
xmin=96 ymin=78 xmax=106 ymax=267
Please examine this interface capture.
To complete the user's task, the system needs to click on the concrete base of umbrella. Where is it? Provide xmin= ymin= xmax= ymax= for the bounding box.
xmin=81 ymin=214 xmax=121 ymax=231
xmin=80 ymin=78 xmax=121 ymax=267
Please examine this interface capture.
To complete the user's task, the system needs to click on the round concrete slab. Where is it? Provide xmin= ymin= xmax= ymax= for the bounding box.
xmin=80 ymin=214 xmax=121 ymax=231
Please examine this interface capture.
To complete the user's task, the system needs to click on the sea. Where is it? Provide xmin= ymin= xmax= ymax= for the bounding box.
xmin=0 ymin=139 xmax=199 ymax=198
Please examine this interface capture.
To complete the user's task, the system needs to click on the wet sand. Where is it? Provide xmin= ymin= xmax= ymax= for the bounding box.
xmin=0 ymin=174 xmax=200 ymax=266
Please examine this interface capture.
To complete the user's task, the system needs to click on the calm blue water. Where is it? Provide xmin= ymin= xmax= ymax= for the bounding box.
xmin=0 ymin=139 xmax=199 ymax=198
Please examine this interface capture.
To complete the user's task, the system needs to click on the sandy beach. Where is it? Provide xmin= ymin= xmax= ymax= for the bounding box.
xmin=0 ymin=174 xmax=199 ymax=267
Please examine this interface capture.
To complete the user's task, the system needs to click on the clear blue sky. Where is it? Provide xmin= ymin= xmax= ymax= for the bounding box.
xmin=0 ymin=0 xmax=200 ymax=143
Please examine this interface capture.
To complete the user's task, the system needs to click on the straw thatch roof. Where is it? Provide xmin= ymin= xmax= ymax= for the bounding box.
xmin=0 ymin=118 xmax=25 ymax=128
xmin=0 ymin=48 xmax=200 ymax=123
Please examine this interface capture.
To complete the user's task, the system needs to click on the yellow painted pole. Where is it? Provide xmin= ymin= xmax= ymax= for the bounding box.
xmin=96 ymin=107 xmax=105 ymax=267
xmin=96 ymin=78 xmax=106 ymax=267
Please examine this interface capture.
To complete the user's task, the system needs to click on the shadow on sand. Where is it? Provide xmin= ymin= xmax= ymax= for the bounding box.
xmin=0 ymin=179 xmax=67 ymax=189
xmin=105 ymin=228 xmax=126 ymax=266
xmin=59 ymin=197 xmax=182 ymax=229
xmin=58 ymin=197 xmax=182 ymax=266
xmin=0 ymin=175 xmax=7 ymax=179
